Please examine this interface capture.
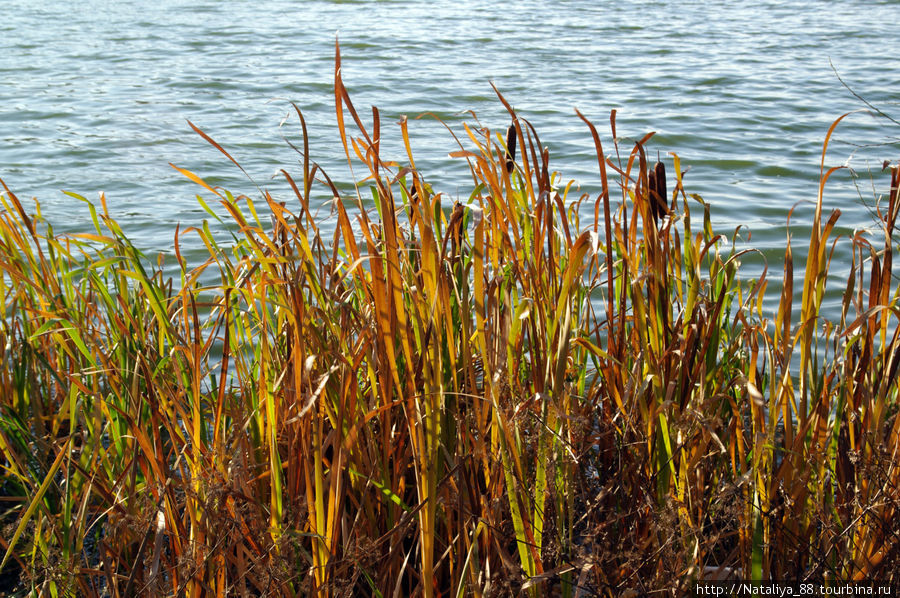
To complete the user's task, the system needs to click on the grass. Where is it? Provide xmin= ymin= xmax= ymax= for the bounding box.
xmin=1 ymin=44 xmax=899 ymax=596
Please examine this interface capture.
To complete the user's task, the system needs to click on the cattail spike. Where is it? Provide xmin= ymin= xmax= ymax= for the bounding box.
xmin=888 ymin=165 xmax=899 ymax=235
xmin=653 ymin=162 xmax=669 ymax=213
xmin=505 ymin=123 xmax=516 ymax=174
xmin=888 ymin=164 xmax=897 ymax=202
xmin=648 ymin=162 xmax=669 ymax=222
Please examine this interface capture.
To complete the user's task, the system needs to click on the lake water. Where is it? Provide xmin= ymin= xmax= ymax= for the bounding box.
xmin=2 ymin=0 xmax=899 ymax=316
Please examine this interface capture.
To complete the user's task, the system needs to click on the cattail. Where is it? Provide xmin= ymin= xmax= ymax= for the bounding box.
xmin=648 ymin=161 xmax=668 ymax=223
xmin=655 ymin=161 xmax=667 ymax=208
xmin=650 ymin=162 xmax=669 ymax=219
xmin=890 ymin=165 xmax=899 ymax=231
xmin=505 ymin=123 xmax=516 ymax=174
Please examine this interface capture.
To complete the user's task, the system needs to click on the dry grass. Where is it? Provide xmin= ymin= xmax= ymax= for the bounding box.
xmin=1 ymin=44 xmax=899 ymax=596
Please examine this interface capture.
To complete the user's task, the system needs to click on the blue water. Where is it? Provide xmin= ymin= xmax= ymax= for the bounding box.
xmin=2 ymin=0 xmax=899 ymax=309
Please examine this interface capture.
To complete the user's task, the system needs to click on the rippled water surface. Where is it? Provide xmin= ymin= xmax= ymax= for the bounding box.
xmin=2 ymin=0 xmax=899 ymax=295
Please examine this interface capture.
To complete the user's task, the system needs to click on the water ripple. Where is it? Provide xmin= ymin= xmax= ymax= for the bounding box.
xmin=0 ymin=0 xmax=897 ymax=282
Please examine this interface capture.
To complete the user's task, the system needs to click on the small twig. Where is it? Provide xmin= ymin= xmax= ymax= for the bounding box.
xmin=830 ymin=58 xmax=900 ymax=127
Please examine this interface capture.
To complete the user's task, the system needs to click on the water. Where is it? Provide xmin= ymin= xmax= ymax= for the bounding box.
xmin=2 ymin=0 xmax=899 ymax=316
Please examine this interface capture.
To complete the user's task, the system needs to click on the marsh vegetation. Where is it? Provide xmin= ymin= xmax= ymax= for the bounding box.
xmin=1 ymin=47 xmax=899 ymax=596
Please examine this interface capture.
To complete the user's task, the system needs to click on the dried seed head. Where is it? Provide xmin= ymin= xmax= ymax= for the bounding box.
xmin=505 ymin=123 xmax=516 ymax=174
xmin=654 ymin=161 xmax=667 ymax=205
xmin=650 ymin=161 xmax=668 ymax=222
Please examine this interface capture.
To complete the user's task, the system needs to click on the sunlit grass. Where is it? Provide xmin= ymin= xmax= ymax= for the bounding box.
xmin=1 ymin=44 xmax=899 ymax=596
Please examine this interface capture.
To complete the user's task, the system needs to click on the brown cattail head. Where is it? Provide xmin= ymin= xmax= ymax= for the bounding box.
xmin=649 ymin=161 xmax=668 ymax=223
xmin=890 ymin=164 xmax=899 ymax=207
xmin=505 ymin=123 xmax=516 ymax=174
xmin=888 ymin=164 xmax=899 ymax=235
xmin=655 ymin=161 xmax=667 ymax=207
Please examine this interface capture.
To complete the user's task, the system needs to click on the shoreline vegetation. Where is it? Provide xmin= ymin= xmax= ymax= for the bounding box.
xmin=1 ymin=45 xmax=899 ymax=596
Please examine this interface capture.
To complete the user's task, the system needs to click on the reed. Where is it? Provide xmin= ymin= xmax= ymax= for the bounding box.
xmin=1 ymin=45 xmax=898 ymax=596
